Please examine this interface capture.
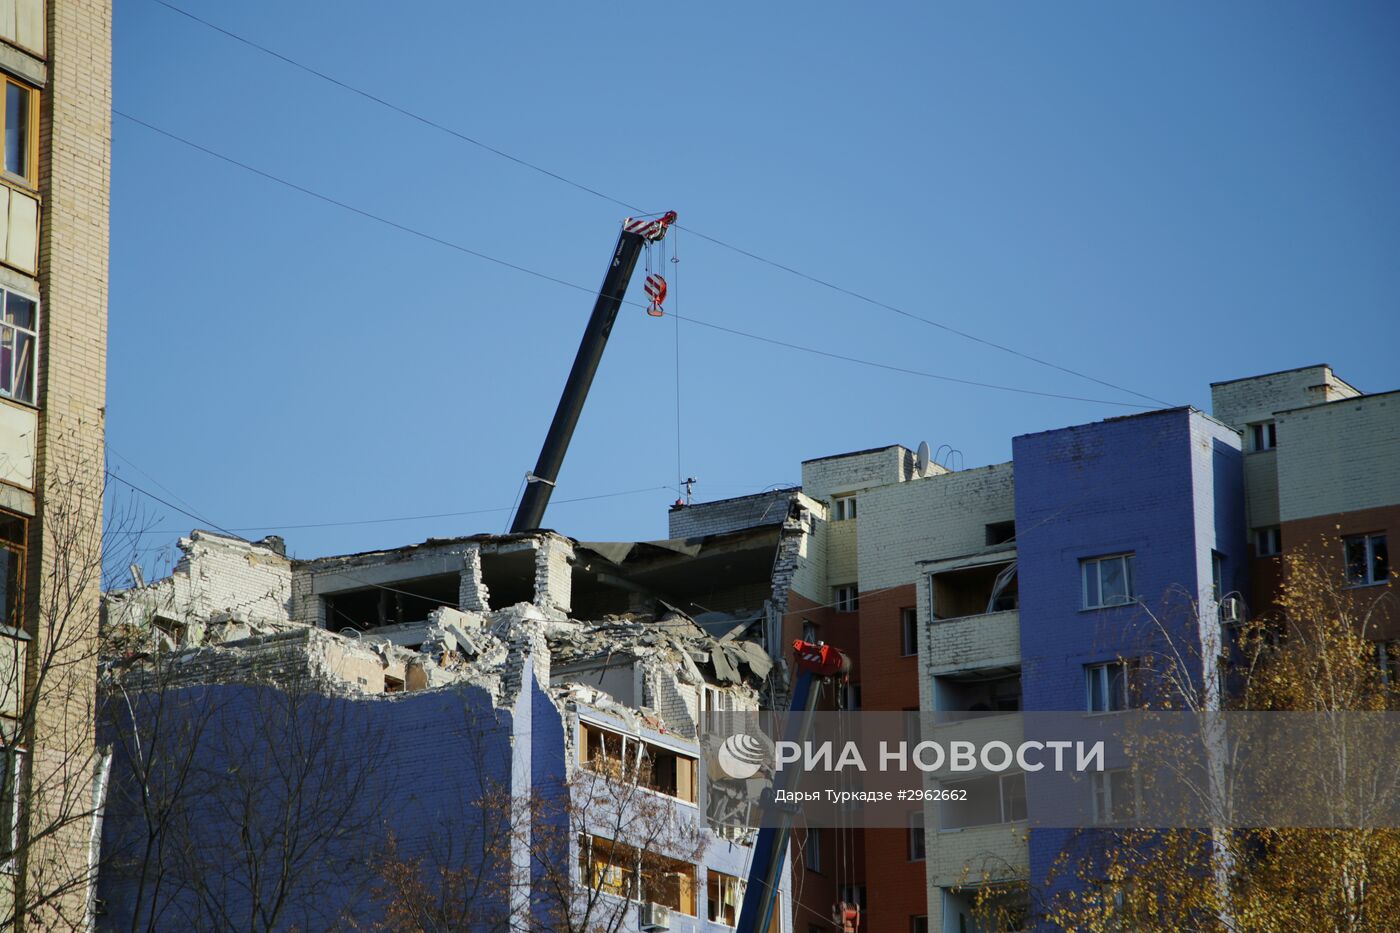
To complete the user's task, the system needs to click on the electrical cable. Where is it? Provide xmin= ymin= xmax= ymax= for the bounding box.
xmin=143 ymin=0 xmax=1173 ymax=409
xmin=113 ymin=111 xmax=1156 ymax=411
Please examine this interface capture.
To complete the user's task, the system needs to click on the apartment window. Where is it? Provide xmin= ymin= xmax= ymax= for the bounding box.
xmin=1091 ymin=769 xmax=1140 ymax=823
xmin=0 ymin=512 xmax=24 ymax=630
xmin=900 ymin=607 xmax=918 ymax=656
xmin=1 ymin=77 xmax=37 ymax=186
xmin=578 ymin=722 xmax=698 ymax=804
xmin=940 ymin=772 xmax=1027 ymax=828
xmin=1378 ymin=642 xmax=1400 ymax=685
xmin=1 ymin=745 xmax=21 ymax=860
xmin=803 ymin=828 xmax=821 ymax=872
xmin=1255 ymin=526 xmax=1281 ymax=557
xmin=801 ymin=619 xmax=818 ymax=644
xmin=708 ymin=870 xmax=742 ymax=926
xmin=1249 ymin=421 xmax=1277 ymax=451
xmin=908 ymin=811 xmax=926 ymax=860
xmin=1344 ymin=533 xmax=1389 ymax=586
xmin=578 ymin=834 xmax=696 ymax=915
xmin=1082 ymin=554 xmax=1135 ymax=609
xmin=0 ymin=288 xmax=37 ymax=405
xmin=841 ymin=682 xmax=861 ymax=710
xmin=1211 ymin=551 xmax=1226 ymax=601
xmin=833 ymin=495 xmax=857 ymax=521
xmin=985 ymin=520 xmax=1016 ymax=546
xmin=834 ymin=585 xmax=859 ymax=613
xmin=911 ymin=918 xmax=929 ymax=933
xmin=1086 ymin=660 xmax=1139 ymax=713
xmin=838 ymin=884 xmax=866 ymax=910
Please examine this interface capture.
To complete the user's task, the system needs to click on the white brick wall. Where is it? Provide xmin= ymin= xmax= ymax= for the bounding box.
xmin=1278 ymin=391 xmax=1400 ymax=522
xmin=1210 ymin=364 xmax=1359 ymax=431
xmin=800 ymin=445 xmax=915 ymax=500
xmin=857 ymin=463 xmax=1016 ymax=593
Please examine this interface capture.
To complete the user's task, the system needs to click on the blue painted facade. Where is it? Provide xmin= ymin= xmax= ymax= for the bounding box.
xmin=98 ymin=661 xmax=785 ymax=932
xmin=1012 ymin=407 xmax=1246 ymax=919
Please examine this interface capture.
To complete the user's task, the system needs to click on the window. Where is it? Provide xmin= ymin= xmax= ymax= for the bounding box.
xmin=708 ymin=870 xmax=743 ymax=926
xmin=940 ymin=772 xmax=1027 ymax=829
xmin=1379 ymin=642 xmax=1400 ymax=685
xmin=579 ymin=835 xmax=696 ymax=915
xmin=578 ymin=722 xmax=698 ymax=803
xmin=1091 ymin=769 xmax=1140 ymax=823
xmin=1344 ymin=534 xmax=1389 ymax=586
xmin=801 ymin=619 xmax=818 ymax=644
xmin=1081 ymin=554 xmax=1135 ymax=609
xmin=1255 ymin=526 xmax=1281 ymax=558
xmin=1086 ymin=660 xmax=1139 ymax=713
xmin=834 ymin=585 xmax=859 ymax=613
xmin=833 ymin=495 xmax=857 ymax=521
xmin=1249 ymin=421 xmax=1277 ymax=451
xmin=841 ymin=682 xmax=861 ymax=710
xmin=1211 ymin=551 xmax=1226 ymax=601
xmin=803 ymin=828 xmax=821 ymax=872
xmin=908 ymin=811 xmax=925 ymax=860
xmin=0 ymin=288 xmax=37 ymax=406
xmin=911 ymin=918 xmax=929 ymax=933
xmin=0 ymin=513 xmax=25 ymax=724
xmin=0 ymin=77 xmax=37 ymax=186
xmin=1 ymin=745 xmax=21 ymax=860
xmin=901 ymin=607 xmax=918 ymax=656
xmin=838 ymin=884 xmax=866 ymax=910
xmin=985 ymin=520 xmax=1016 ymax=546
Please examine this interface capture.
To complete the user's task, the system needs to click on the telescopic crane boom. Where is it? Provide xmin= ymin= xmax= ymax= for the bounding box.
xmin=736 ymin=640 xmax=855 ymax=933
xmin=510 ymin=211 xmax=677 ymax=534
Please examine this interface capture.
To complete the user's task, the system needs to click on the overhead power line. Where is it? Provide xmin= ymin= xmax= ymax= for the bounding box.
xmin=145 ymin=0 xmax=1172 ymax=409
xmin=109 ymin=475 xmax=675 ymax=535
xmin=113 ymin=111 xmax=1154 ymax=410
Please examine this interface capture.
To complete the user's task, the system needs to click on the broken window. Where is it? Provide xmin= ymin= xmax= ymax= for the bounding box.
xmin=929 ymin=561 xmax=1018 ymax=619
xmin=478 ymin=547 xmax=537 ymax=608
xmin=708 ymin=869 xmax=778 ymax=929
xmin=934 ymin=669 xmax=1021 ymax=714
xmin=579 ymin=721 xmax=698 ymax=804
xmin=321 ymin=572 xmax=459 ymax=633
xmin=0 ymin=290 xmax=36 ymax=405
xmin=578 ymin=835 xmax=696 ymax=915
xmin=383 ymin=675 xmax=405 ymax=693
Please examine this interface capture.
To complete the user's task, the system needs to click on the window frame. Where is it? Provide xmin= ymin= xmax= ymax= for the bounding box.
xmin=1254 ymin=526 xmax=1281 ymax=558
xmin=833 ymin=585 xmax=859 ymax=613
xmin=900 ymin=606 xmax=918 ymax=656
xmin=832 ymin=495 xmax=857 ymax=521
xmin=908 ymin=810 xmax=926 ymax=860
xmin=0 ymin=76 xmax=39 ymax=189
xmin=1248 ymin=420 xmax=1277 ymax=452
xmin=1343 ymin=533 xmax=1389 ymax=587
xmin=0 ymin=744 xmax=22 ymax=864
xmin=939 ymin=772 xmax=1027 ymax=829
xmin=1090 ymin=768 xmax=1141 ymax=824
xmin=0 ymin=286 xmax=39 ymax=407
xmin=1081 ymin=553 xmax=1135 ymax=609
xmin=1085 ymin=659 xmax=1139 ymax=713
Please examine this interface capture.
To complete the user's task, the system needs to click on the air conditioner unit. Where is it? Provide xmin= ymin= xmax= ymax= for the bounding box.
xmin=638 ymin=902 xmax=672 ymax=931
xmin=1219 ymin=595 xmax=1245 ymax=624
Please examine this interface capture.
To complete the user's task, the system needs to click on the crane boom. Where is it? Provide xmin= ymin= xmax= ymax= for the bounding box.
xmin=736 ymin=640 xmax=853 ymax=933
xmin=510 ymin=212 xmax=676 ymax=533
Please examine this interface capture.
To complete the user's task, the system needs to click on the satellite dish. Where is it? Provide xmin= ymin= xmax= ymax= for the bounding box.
xmin=915 ymin=441 xmax=931 ymax=477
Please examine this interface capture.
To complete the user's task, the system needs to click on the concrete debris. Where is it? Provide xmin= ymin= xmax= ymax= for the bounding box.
xmin=104 ymin=528 xmax=776 ymax=733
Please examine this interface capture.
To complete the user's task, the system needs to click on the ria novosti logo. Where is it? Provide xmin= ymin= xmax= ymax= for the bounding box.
xmin=716 ymin=732 xmax=771 ymax=780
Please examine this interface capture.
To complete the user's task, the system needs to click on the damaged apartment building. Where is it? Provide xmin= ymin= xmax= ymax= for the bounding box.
xmin=96 ymin=522 xmax=813 ymax=932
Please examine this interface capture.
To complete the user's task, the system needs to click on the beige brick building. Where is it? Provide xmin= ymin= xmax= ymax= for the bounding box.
xmin=0 ymin=0 xmax=111 ymax=928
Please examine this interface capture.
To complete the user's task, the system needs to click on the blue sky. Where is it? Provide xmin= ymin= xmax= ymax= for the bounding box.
xmin=108 ymin=1 xmax=1400 ymax=569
